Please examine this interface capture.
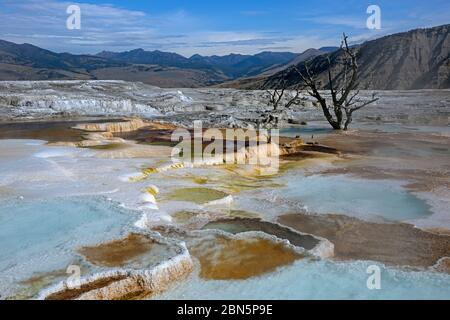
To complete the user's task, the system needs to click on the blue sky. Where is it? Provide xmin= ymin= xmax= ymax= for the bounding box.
xmin=0 ymin=0 xmax=449 ymax=56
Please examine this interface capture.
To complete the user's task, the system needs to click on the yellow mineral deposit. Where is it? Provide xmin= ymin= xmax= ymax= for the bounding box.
xmin=165 ymin=187 xmax=230 ymax=205
xmin=144 ymin=185 xmax=159 ymax=197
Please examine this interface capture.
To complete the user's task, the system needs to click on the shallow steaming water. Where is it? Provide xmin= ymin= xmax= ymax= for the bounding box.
xmin=0 ymin=196 xmax=137 ymax=297
xmin=0 ymin=133 xmax=447 ymax=299
xmin=156 ymin=259 xmax=450 ymax=300
xmin=276 ymin=174 xmax=432 ymax=222
xmin=280 ymin=124 xmax=334 ymax=138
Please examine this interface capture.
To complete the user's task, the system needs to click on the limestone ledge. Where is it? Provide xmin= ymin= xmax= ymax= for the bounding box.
xmin=36 ymin=230 xmax=193 ymax=300
xmin=184 ymin=223 xmax=334 ymax=260
xmin=72 ymin=118 xmax=149 ymax=133
xmin=432 ymin=257 xmax=450 ymax=274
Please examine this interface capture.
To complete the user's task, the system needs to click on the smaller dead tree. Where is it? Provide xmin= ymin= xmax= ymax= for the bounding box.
xmin=266 ymin=76 xmax=302 ymax=111
xmin=261 ymin=73 xmax=303 ymax=127
xmin=294 ymin=33 xmax=379 ymax=130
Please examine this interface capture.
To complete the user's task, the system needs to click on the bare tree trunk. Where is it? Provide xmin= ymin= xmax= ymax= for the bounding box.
xmin=334 ymin=107 xmax=344 ymax=129
xmin=344 ymin=111 xmax=352 ymax=130
xmin=317 ymin=97 xmax=341 ymax=129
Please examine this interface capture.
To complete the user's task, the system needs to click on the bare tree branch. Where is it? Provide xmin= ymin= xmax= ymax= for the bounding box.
xmin=292 ymin=33 xmax=377 ymax=130
xmin=263 ymin=33 xmax=378 ymax=130
xmin=337 ymin=33 xmax=359 ymax=106
xmin=343 ymin=96 xmax=379 ymax=113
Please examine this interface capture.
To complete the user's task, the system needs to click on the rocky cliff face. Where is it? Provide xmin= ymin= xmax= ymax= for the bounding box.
xmin=241 ymin=24 xmax=450 ymax=90
xmin=357 ymin=24 xmax=450 ymax=89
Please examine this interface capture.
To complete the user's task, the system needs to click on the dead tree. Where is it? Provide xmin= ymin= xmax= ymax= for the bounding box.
xmin=266 ymin=78 xmax=286 ymax=112
xmin=262 ymin=72 xmax=303 ymax=127
xmin=266 ymin=75 xmax=302 ymax=111
xmin=294 ymin=33 xmax=379 ymax=130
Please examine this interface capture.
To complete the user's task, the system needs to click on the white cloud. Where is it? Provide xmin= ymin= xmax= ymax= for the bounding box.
xmin=1 ymin=0 xmax=446 ymax=56
xmin=0 ymin=0 xmax=165 ymax=52
xmin=299 ymin=16 xmax=366 ymax=29
xmin=0 ymin=0 xmax=337 ymax=56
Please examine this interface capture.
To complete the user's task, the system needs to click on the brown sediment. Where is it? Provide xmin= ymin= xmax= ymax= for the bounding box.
xmin=316 ymin=131 xmax=386 ymax=155
xmin=278 ymin=213 xmax=450 ymax=270
xmin=45 ymin=118 xmax=176 ymax=158
xmin=49 ymin=130 xmax=173 ymax=158
xmin=318 ymin=129 xmax=450 ymax=156
xmin=203 ymin=218 xmax=319 ymax=250
xmin=0 ymin=118 xmax=176 ymax=160
xmin=91 ymin=142 xmax=172 ymax=159
xmin=7 ymin=269 xmax=69 ymax=300
xmin=116 ymin=129 xmax=177 ymax=147
xmin=78 ymin=233 xmax=157 ymax=267
xmin=279 ymin=138 xmax=340 ymax=156
xmin=297 ymin=143 xmax=340 ymax=154
xmin=281 ymin=150 xmax=338 ymax=160
xmin=190 ymin=236 xmax=302 ymax=280
xmin=114 ymin=123 xmax=179 ymax=146
xmin=0 ymin=119 xmax=105 ymax=142
xmin=0 ymin=117 xmax=178 ymax=148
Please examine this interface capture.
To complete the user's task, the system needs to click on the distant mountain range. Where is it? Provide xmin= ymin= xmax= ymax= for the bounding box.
xmin=97 ymin=49 xmax=303 ymax=78
xmin=0 ymin=24 xmax=449 ymax=89
xmin=0 ymin=39 xmax=333 ymax=87
xmin=224 ymin=24 xmax=450 ymax=90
